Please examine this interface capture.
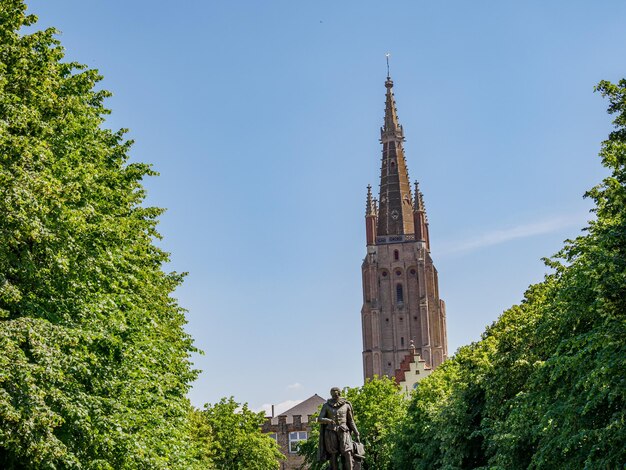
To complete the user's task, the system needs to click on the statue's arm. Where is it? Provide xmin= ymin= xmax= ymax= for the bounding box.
xmin=317 ymin=405 xmax=334 ymax=425
xmin=347 ymin=404 xmax=359 ymax=436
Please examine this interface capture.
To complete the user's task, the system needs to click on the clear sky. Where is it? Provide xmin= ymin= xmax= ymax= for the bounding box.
xmin=25 ymin=0 xmax=626 ymax=414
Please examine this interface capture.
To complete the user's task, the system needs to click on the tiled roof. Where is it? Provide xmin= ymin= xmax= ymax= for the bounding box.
xmin=270 ymin=394 xmax=325 ymax=425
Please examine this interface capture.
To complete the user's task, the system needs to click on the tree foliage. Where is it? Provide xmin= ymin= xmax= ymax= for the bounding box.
xmin=0 ymin=1 xmax=201 ymax=467
xmin=393 ymin=79 xmax=626 ymax=469
xmin=299 ymin=376 xmax=406 ymax=470
xmin=193 ymin=397 xmax=282 ymax=470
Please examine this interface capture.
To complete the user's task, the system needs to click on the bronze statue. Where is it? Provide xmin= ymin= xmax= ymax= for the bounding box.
xmin=317 ymin=387 xmax=360 ymax=470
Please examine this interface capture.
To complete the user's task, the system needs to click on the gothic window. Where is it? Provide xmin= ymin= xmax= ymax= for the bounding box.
xmin=381 ymin=270 xmax=388 ymax=278
xmin=396 ymin=284 xmax=404 ymax=303
xmin=395 ymin=269 xmax=402 ymax=276
xmin=394 ymin=249 xmax=399 ymax=260
xmin=401 ymin=337 xmax=405 ymax=347
xmin=289 ymin=431 xmax=307 ymax=453
xmin=410 ymin=268 xmax=416 ymax=275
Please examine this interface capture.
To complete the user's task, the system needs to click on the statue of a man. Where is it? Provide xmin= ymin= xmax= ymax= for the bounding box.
xmin=317 ymin=387 xmax=360 ymax=470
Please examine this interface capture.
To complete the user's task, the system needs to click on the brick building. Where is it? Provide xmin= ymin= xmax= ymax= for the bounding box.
xmin=361 ymin=74 xmax=448 ymax=380
xmin=262 ymin=394 xmax=325 ymax=470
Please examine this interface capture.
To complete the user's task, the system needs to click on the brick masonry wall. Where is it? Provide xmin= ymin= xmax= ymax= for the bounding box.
xmin=262 ymin=414 xmax=314 ymax=470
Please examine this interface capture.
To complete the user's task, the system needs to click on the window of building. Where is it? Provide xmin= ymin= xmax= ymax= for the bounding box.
xmin=394 ymin=249 xmax=399 ymax=260
xmin=396 ymin=284 xmax=404 ymax=303
xmin=289 ymin=431 xmax=307 ymax=453
xmin=410 ymin=268 xmax=416 ymax=275
xmin=381 ymin=270 xmax=388 ymax=277
xmin=401 ymin=337 xmax=405 ymax=347
xmin=269 ymin=433 xmax=277 ymax=442
xmin=395 ymin=269 xmax=402 ymax=276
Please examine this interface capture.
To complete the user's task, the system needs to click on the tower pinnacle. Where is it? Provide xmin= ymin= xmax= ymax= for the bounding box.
xmin=414 ymin=181 xmax=425 ymax=212
xmin=365 ymin=184 xmax=376 ymax=216
xmin=413 ymin=181 xmax=430 ymax=250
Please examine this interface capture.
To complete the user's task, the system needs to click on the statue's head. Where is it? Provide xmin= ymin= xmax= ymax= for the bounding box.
xmin=330 ymin=387 xmax=341 ymax=399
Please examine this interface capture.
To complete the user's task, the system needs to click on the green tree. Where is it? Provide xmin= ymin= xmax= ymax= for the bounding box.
xmin=300 ymin=377 xmax=406 ymax=470
xmin=0 ymin=1 xmax=200 ymax=467
xmin=391 ymin=339 xmax=494 ymax=469
xmin=195 ymin=397 xmax=282 ymax=470
xmin=492 ymin=79 xmax=626 ymax=469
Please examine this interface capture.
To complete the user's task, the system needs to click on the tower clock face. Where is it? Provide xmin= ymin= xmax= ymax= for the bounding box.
xmin=391 ymin=209 xmax=399 ymax=220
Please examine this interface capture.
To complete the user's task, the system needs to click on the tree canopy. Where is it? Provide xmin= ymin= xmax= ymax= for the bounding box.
xmin=193 ymin=397 xmax=282 ymax=470
xmin=0 ymin=1 xmax=201 ymax=467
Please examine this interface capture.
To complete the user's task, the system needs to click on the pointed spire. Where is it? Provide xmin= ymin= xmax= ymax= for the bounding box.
xmin=381 ymin=72 xmax=404 ymax=142
xmin=376 ymin=73 xmax=414 ymax=237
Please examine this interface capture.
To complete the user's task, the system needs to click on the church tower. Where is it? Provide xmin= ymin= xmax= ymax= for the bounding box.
xmin=361 ymin=74 xmax=448 ymax=380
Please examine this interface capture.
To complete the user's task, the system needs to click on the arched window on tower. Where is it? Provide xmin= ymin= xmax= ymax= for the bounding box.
xmin=394 ymin=249 xmax=399 ymax=260
xmin=396 ymin=283 xmax=404 ymax=303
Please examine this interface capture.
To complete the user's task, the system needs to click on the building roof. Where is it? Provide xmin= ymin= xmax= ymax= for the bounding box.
xmin=270 ymin=394 xmax=325 ymax=425
xmin=394 ymin=347 xmax=432 ymax=384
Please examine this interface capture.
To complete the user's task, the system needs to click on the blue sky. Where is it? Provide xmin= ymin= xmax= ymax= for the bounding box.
xmin=26 ymin=1 xmax=626 ymax=413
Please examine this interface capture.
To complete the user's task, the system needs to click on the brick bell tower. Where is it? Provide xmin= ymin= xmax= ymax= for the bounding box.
xmin=361 ymin=73 xmax=448 ymax=380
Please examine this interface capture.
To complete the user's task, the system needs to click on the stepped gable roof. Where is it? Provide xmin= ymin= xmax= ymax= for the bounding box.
xmin=394 ymin=349 xmax=431 ymax=384
xmin=270 ymin=394 xmax=325 ymax=425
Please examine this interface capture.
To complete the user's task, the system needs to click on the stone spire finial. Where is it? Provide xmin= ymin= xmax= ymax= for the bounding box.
xmin=385 ymin=52 xmax=391 ymax=79
xmin=414 ymin=181 xmax=426 ymax=212
xmin=366 ymin=184 xmax=376 ymax=216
